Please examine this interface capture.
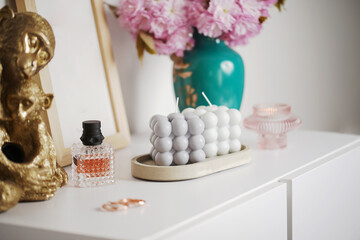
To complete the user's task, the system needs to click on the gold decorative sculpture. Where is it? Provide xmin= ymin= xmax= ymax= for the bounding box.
xmin=0 ymin=6 xmax=67 ymax=212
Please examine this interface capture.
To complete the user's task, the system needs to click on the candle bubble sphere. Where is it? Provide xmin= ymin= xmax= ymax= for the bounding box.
xmin=206 ymin=105 xmax=218 ymax=112
xmin=171 ymin=118 xmax=188 ymax=136
xmin=182 ymin=108 xmax=195 ymax=115
xmin=168 ymin=112 xmax=184 ymax=121
xmin=228 ymin=109 xmax=241 ymax=125
xmin=149 ymin=115 xmax=159 ymax=129
xmin=150 ymin=132 xmax=156 ymax=144
xmin=155 ymin=152 xmax=173 ymax=166
xmin=217 ymin=141 xmax=230 ymax=155
xmin=218 ymin=106 xmax=229 ymax=111
xmin=150 ymin=115 xmax=168 ymax=130
xmin=194 ymin=108 xmax=207 ymax=116
xmin=190 ymin=150 xmax=206 ymax=163
xmin=169 ymin=133 xmax=175 ymax=139
xmin=218 ymin=127 xmax=230 ymax=141
xmin=174 ymin=151 xmax=189 ymax=165
xmin=188 ymin=117 xmax=205 ymax=135
xmin=229 ymin=125 xmax=241 ymax=139
xmin=229 ymin=139 xmax=241 ymax=152
xmin=151 ymin=147 xmax=157 ymax=160
xmin=154 ymin=119 xmax=172 ymax=137
xmin=201 ymin=112 xmax=218 ymax=129
xmin=203 ymin=128 xmax=218 ymax=143
xmin=203 ymin=143 xmax=218 ymax=158
xmin=154 ymin=137 xmax=172 ymax=153
xmin=189 ymin=135 xmax=205 ymax=150
xmin=215 ymin=109 xmax=230 ymax=127
xmin=173 ymin=136 xmax=189 ymax=151
xmin=184 ymin=112 xmax=197 ymax=120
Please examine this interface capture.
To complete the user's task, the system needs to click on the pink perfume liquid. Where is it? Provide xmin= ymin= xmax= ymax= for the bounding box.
xmin=72 ymin=143 xmax=115 ymax=187
xmin=76 ymin=156 xmax=111 ymax=177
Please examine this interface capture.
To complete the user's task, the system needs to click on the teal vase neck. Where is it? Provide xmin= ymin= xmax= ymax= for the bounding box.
xmin=193 ymin=31 xmax=226 ymax=49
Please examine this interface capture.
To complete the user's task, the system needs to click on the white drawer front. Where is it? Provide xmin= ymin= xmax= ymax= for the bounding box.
xmin=285 ymin=147 xmax=360 ymax=240
xmin=168 ymin=183 xmax=287 ymax=240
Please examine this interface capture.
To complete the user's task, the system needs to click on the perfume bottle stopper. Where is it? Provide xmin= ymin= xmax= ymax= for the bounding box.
xmin=80 ymin=120 xmax=105 ymax=146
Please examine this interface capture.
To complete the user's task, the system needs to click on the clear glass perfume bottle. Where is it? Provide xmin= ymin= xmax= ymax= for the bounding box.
xmin=71 ymin=120 xmax=115 ymax=187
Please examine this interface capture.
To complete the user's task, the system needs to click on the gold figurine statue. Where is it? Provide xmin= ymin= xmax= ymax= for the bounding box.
xmin=0 ymin=6 xmax=67 ymax=212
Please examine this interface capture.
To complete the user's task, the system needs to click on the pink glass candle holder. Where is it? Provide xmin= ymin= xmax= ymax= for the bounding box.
xmin=243 ymin=104 xmax=302 ymax=149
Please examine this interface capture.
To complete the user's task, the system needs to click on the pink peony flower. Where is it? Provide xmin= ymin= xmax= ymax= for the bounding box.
xmin=219 ymin=0 xmax=275 ymax=46
xmin=155 ymin=26 xmax=194 ymax=56
xmin=117 ymin=0 xmax=276 ymax=56
xmin=187 ymin=0 xmax=275 ymax=46
xmin=118 ymin=0 xmax=194 ymax=56
xmin=207 ymin=0 xmax=242 ymax=32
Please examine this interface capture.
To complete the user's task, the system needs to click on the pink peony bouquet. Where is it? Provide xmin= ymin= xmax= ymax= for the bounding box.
xmin=116 ymin=0 xmax=283 ymax=58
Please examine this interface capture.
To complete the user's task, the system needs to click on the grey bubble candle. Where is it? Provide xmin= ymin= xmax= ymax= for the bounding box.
xmin=149 ymin=105 xmax=242 ymax=166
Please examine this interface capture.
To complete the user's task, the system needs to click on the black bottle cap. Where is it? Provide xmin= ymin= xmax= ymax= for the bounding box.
xmin=80 ymin=120 xmax=104 ymax=146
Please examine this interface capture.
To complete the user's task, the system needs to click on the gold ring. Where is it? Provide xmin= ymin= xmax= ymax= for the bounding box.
xmin=101 ymin=198 xmax=145 ymax=212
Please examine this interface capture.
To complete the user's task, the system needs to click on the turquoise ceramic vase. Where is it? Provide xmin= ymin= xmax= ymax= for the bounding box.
xmin=173 ymin=32 xmax=245 ymax=111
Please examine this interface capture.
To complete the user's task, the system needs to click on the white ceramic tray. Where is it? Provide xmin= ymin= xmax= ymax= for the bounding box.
xmin=131 ymin=145 xmax=251 ymax=181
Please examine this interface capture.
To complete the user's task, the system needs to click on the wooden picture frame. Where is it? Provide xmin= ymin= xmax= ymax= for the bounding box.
xmin=15 ymin=0 xmax=130 ymax=166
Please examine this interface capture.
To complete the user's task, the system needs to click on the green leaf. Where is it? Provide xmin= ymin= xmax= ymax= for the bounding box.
xmin=139 ymin=31 xmax=156 ymax=55
xmin=136 ymin=32 xmax=157 ymax=63
xmin=104 ymin=3 xmax=120 ymax=18
xmin=275 ymin=0 xmax=286 ymax=11
xmin=136 ymin=34 xmax=145 ymax=63
xmin=259 ymin=16 xmax=268 ymax=24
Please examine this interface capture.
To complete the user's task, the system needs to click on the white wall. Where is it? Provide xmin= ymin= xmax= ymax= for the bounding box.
xmin=2 ymin=0 xmax=359 ymax=134
xmin=237 ymin=0 xmax=360 ymax=134
xmin=105 ymin=0 xmax=360 ymax=134
xmin=105 ymin=0 xmax=175 ymax=134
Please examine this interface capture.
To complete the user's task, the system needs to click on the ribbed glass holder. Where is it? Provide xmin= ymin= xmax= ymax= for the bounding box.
xmin=244 ymin=103 xmax=302 ymax=149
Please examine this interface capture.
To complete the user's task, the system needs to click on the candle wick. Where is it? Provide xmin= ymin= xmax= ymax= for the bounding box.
xmin=175 ymin=97 xmax=179 ymax=113
xmin=202 ymin=92 xmax=212 ymax=106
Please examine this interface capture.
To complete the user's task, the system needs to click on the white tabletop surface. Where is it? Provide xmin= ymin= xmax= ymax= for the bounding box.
xmin=0 ymin=130 xmax=359 ymax=240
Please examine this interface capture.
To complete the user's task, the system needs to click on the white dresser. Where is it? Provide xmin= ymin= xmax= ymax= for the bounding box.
xmin=0 ymin=130 xmax=359 ymax=240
